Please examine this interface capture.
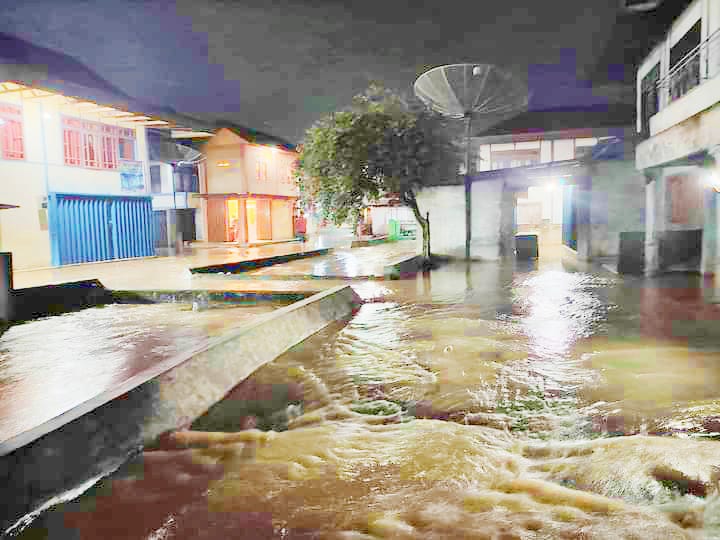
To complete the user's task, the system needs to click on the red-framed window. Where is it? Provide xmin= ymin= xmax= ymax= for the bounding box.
xmin=0 ymin=104 xmax=24 ymax=160
xmin=63 ymin=117 xmax=83 ymax=166
xmin=101 ymin=125 xmax=118 ymax=169
xmin=82 ymin=121 xmax=101 ymax=168
xmin=256 ymin=161 xmax=268 ymax=181
xmin=118 ymin=128 xmax=135 ymax=161
xmin=63 ymin=119 xmax=135 ymax=169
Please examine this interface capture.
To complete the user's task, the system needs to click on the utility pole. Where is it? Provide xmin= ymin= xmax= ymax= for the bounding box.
xmin=464 ymin=114 xmax=472 ymax=260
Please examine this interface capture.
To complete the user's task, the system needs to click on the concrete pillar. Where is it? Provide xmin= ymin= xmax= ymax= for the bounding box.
xmin=575 ymin=181 xmax=593 ymax=261
xmin=499 ymin=186 xmax=516 ymax=257
xmin=702 ymin=148 xmax=720 ymax=275
xmin=701 ymin=188 xmax=718 ymax=275
xmin=0 ymin=252 xmax=13 ymax=322
xmin=645 ymin=173 xmax=664 ymax=276
xmin=166 ymin=210 xmax=177 ymax=253
xmin=237 ymin=199 xmax=248 ymax=245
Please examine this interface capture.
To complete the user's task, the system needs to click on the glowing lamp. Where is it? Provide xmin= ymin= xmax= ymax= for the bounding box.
xmin=706 ymin=173 xmax=720 ymax=192
xmin=217 ymin=160 xmax=230 ymax=168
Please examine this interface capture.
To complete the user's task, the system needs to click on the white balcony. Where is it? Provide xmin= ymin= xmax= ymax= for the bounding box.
xmin=645 ymin=29 xmax=720 ymax=137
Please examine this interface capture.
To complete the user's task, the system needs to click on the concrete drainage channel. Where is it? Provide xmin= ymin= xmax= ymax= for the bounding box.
xmin=0 ymin=282 xmax=362 ymax=536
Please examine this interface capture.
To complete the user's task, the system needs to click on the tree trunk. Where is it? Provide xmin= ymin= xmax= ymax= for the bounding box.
xmin=405 ymin=192 xmax=430 ymax=261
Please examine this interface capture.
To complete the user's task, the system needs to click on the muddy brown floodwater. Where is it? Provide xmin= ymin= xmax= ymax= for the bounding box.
xmin=14 ymin=261 xmax=720 ymax=539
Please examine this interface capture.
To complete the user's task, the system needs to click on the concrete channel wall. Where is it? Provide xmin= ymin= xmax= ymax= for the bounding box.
xmin=0 ymin=284 xmax=361 ymax=535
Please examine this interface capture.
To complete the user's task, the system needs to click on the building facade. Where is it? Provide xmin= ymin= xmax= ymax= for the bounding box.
xmin=198 ymin=128 xmax=299 ymax=244
xmin=416 ymin=127 xmax=647 ymax=265
xmin=636 ymin=0 xmax=720 ymax=276
xmin=147 ymin=129 xmax=204 ymax=252
xmin=0 ymin=82 xmax=166 ymax=270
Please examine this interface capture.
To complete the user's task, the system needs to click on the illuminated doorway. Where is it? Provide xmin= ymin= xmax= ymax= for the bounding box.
xmin=226 ymin=199 xmax=239 ymax=242
xmin=246 ymin=199 xmax=258 ymax=243
xmin=516 ymin=180 xmax=564 ymax=260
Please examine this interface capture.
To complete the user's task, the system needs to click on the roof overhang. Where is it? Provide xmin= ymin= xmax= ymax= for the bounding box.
xmin=470 ymin=159 xmax=589 ymax=191
xmin=0 ymin=81 xmax=179 ymax=128
xmin=170 ymin=129 xmax=215 ymax=139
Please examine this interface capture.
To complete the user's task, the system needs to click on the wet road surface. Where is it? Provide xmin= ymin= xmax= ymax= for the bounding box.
xmin=0 ymin=301 xmax=287 ymax=453
xmin=14 ymin=258 xmax=720 ymax=539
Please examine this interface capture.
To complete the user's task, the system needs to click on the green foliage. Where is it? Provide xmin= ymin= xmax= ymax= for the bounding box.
xmin=350 ymin=399 xmax=403 ymax=417
xmin=296 ymin=83 xmax=461 ymax=229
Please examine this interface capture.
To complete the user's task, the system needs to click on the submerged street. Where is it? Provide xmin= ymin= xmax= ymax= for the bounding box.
xmin=1 ymin=0 xmax=716 ymax=537
xmin=18 ymin=251 xmax=720 ymax=539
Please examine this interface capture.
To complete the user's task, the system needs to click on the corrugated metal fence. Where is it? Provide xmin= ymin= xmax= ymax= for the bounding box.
xmin=49 ymin=193 xmax=154 ymax=266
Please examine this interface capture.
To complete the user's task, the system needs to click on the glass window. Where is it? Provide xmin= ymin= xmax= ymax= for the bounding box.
xmin=0 ymin=104 xmax=24 ymax=160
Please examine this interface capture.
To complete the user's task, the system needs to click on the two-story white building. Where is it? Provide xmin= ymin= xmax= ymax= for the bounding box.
xmin=636 ymin=0 xmax=720 ymax=275
xmin=198 ymin=128 xmax=299 ymax=245
xmin=0 ymin=81 xmax=173 ymax=270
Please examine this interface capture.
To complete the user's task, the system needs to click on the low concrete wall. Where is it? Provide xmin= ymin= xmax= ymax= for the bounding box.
xmin=351 ymin=235 xmax=390 ymax=248
xmin=383 ymin=254 xmax=424 ymax=280
xmin=415 ymin=181 xmax=508 ymax=261
xmin=190 ymin=248 xmax=330 ymax=274
xmin=10 ymin=279 xmax=114 ymax=322
xmin=0 ymin=284 xmax=361 ymax=534
xmin=113 ymin=290 xmax=311 ymax=305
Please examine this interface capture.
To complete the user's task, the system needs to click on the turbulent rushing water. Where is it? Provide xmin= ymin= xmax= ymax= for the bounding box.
xmin=18 ymin=262 xmax=720 ymax=539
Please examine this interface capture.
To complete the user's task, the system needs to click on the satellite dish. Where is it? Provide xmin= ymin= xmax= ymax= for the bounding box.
xmin=622 ymin=0 xmax=661 ymax=13
xmin=414 ymin=64 xmax=528 ymax=259
xmin=414 ymin=64 xmax=528 ymax=119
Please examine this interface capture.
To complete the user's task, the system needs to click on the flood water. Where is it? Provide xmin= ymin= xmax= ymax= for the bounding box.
xmin=0 ymin=300 xmax=286 ymax=452
xmin=15 ymin=260 xmax=720 ymax=539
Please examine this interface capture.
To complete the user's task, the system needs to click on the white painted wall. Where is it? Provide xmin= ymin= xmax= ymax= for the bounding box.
xmin=271 ymin=199 xmax=294 ymax=239
xmin=416 ymin=185 xmax=466 ymax=258
xmin=540 ymin=140 xmax=553 ymax=163
xmin=244 ymin=145 xmax=298 ymax=198
xmin=0 ymin=93 xmax=150 ymax=269
xmin=637 ymin=0 xmax=720 ymax=135
xmin=587 ymin=161 xmax=647 ymax=257
xmin=552 ymin=140 xmax=575 ymax=161
xmin=471 ymin=179 xmax=505 ymax=260
xmin=369 ymin=206 xmax=415 ymax=235
xmin=516 ymin=199 xmax=542 ymax=224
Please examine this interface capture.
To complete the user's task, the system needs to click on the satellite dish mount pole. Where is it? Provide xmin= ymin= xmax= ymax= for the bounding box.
xmin=464 ymin=112 xmax=472 ymax=260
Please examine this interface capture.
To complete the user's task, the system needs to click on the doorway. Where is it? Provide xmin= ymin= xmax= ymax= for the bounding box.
xmin=515 ymin=182 xmax=564 ymax=260
xmin=246 ymin=199 xmax=258 ymax=243
xmin=226 ymin=199 xmax=240 ymax=242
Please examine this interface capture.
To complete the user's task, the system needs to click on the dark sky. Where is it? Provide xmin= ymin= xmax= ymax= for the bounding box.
xmin=0 ymin=0 xmax=660 ymax=142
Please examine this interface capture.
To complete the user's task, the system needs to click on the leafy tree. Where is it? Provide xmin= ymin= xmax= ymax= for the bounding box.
xmin=295 ymin=83 xmax=461 ymax=259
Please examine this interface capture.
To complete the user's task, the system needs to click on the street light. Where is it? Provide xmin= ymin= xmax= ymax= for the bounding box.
xmin=705 ymin=172 xmax=720 ymax=192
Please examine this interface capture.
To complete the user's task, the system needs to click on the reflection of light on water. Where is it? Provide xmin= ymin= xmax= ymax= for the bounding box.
xmin=336 ymin=252 xmax=360 ymax=278
xmin=518 ymin=271 xmax=606 ymax=361
xmin=351 ymin=281 xmax=393 ymax=301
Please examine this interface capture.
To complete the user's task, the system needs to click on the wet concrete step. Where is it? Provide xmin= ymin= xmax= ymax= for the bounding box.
xmin=189 ymin=247 xmax=331 ymax=274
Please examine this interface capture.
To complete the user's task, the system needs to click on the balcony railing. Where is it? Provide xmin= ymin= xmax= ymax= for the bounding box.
xmin=655 ymin=28 xmax=720 ymax=106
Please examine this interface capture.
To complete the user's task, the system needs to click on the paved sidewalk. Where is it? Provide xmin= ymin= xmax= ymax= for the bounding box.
xmin=13 ymin=241 xmax=328 ymax=292
xmin=243 ymin=241 xmax=418 ymax=280
xmin=13 ymin=238 xmax=418 ymax=292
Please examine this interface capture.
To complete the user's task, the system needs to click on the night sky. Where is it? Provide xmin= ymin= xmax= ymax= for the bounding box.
xmin=0 ymin=0 xmax=671 ymax=142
